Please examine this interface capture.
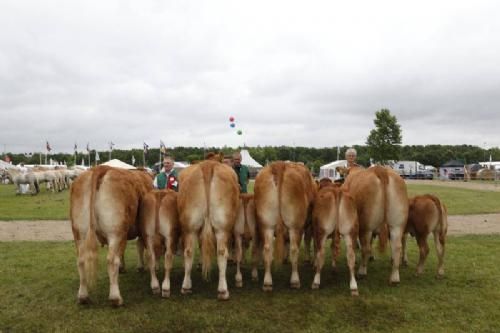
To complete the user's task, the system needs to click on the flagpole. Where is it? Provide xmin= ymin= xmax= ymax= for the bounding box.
xmin=143 ymin=150 xmax=146 ymax=167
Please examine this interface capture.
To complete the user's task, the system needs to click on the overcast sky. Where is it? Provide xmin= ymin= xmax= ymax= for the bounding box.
xmin=1 ymin=0 xmax=500 ymax=153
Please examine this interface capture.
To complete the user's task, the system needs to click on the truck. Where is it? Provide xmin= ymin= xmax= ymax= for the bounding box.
xmin=392 ymin=161 xmax=434 ymax=179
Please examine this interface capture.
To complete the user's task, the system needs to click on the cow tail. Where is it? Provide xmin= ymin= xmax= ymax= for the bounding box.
xmin=84 ymin=167 xmax=107 ymax=289
xmin=201 ymin=163 xmax=216 ymax=280
xmin=273 ymin=163 xmax=287 ymax=264
xmin=375 ymin=168 xmax=389 ymax=253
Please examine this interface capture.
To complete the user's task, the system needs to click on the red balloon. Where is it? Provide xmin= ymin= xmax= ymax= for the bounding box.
xmin=229 ymin=116 xmax=235 ymax=122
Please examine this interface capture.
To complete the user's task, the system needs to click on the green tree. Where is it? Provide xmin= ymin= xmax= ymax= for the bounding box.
xmin=366 ymin=109 xmax=402 ymax=164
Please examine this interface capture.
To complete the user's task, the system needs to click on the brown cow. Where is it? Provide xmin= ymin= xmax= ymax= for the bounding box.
xmin=403 ymin=194 xmax=448 ymax=277
xmin=70 ymin=165 xmax=153 ymax=306
xmin=254 ymin=161 xmax=316 ymax=291
xmin=311 ymin=185 xmax=359 ymax=295
xmin=177 ymin=160 xmax=239 ymax=300
xmin=342 ymin=165 xmax=408 ymax=284
xmin=138 ymin=189 xmax=180 ymax=297
xmin=233 ymin=193 xmax=259 ymax=287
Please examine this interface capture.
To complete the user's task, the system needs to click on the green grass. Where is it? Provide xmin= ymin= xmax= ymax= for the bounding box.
xmin=406 ymin=184 xmax=500 ymax=215
xmin=1 ymin=236 xmax=499 ymax=332
xmin=1 ymin=181 xmax=500 ymax=221
xmin=0 ymin=184 xmax=69 ymax=220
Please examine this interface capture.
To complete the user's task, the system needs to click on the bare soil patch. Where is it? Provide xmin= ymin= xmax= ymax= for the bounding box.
xmin=1 ymin=215 xmax=499 ymax=241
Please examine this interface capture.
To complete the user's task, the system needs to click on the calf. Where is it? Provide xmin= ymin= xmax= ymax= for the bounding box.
xmin=403 ymin=194 xmax=448 ymax=277
xmin=138 ymin=189 xmax=180 ymax=297
xmin=177 ymin=160 xmax=239 ymax=300
xmin=254 ymin=161 xmax=316 ymax=291
xmin=311 ymin=185 xmax=359 ymax=295
xmin=233 ymin=193 xmax=259 ymax=287
xmin=70 ymin=166 xmax=153 ymax=306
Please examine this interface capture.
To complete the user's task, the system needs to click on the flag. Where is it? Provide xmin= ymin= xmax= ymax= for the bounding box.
xmin=143 ymin=142 xmax=149 ymax=154
xmin=95 ymin=150 xmax=100 ymax=162
xmin=46 ymin=141 xmax=52 ymax=152
xmin=74 ymin=143 xmax=77 ymax=153
xmin=160 ymin=140 xmax=167 ymax=154
xmin=109 ymin=141 xmax=115 ymax=150
xmin=132 ymin=155 xmax=136 ymax=165
xmin=86 ymin=143 xmax=90 ymax=154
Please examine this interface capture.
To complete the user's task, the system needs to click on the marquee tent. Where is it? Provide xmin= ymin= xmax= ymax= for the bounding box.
xmin=319 ymin=160 xmax=347 ymax=180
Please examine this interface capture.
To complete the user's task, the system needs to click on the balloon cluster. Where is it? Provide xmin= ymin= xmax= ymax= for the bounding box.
xmin=229 ymin=116 xmax=242 ymax=135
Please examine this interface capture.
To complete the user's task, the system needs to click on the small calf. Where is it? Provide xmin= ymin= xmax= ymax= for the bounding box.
xmin=403 ymin=194 xmax=448 ymax=277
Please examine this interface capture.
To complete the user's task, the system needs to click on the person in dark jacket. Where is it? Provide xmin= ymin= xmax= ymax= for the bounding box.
xmin=232 ymin=152 xmax=250 ymax=193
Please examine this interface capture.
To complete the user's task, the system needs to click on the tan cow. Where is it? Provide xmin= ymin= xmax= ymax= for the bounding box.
xmin=254 ymin=161 xmax=316 ymax=291
xmin=177 ymin=160 xmax=239 ymax=300
xmin=233 ymin=193 xmax=259 ymax=287
xmin=311 ymin=185 xmax=359 ymax=295
xmin=70 ymin=165 xmax=153 ymax=306
xmin=403 ymin=194 xmax=448 ymax=277
xmin=138 ymin=189 xmax=180 ymax=297
xmin=342 ymin=165 xmax=408 ymax=284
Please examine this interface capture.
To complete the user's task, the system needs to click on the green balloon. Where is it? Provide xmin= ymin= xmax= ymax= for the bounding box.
xmin=237 ymin=130 xmax=242 ymax=135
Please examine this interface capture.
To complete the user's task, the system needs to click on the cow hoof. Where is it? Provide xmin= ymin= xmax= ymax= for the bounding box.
xmin=262 ymin=284 xmax=273 ymax=292
xmin=436 ymin=273 xmax=445 ymax=280
xmin=235 ymin=280 xmax=243 ymax=288
xmin=389 ymin=280 xmax=400 ymax=286
xmin=181 ymin=288 xmax=192 ymax=295
xmin=311 ymin=283 xmax=320 ymax=290
xmin=251 ymin=275 xmax=258 ymax=282
xmin=351 ymin=289 xmax=359 ymax=297
xmin=152 ymin=287 xmax=160 ymax=295
xmin=290 ymin=281 xmax=301 ymax=289
xmin=161 ymin=289 xmax=171 ymax=298
xmin=78 ymin=296 xmax=91 ymax=305
xmin=356 ymin=273 xmax=367 ymax=280
xmin=218 ymin=290 xmax=230 ymax=301
xmin=110 ymin=297 xmax=124 ymax=307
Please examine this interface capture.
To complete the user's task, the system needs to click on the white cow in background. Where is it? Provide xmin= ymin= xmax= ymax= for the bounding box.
xmin=4 ymin=168 xmax=39 ymax=195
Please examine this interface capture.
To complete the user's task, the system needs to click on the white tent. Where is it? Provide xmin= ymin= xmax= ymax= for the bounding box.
xmin=240 ymin=149 xmax=263 ymax=168
xmin=319 ymin=160 xmax=347 ymax=180
xmin=102 ymin=159 xmax=137 ymax=170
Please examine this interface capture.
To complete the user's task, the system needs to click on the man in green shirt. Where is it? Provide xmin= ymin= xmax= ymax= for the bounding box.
xmin=232 ymin=152 xmax=250 ymax=193
xmin=154 ymin=156 xmax=179 ymax=191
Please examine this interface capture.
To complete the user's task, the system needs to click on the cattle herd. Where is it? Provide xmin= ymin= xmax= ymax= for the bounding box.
xmin=69 ymin=160 xmax=448 ymax=306
xmin=3 ymin=166 xmax=84 ymax=194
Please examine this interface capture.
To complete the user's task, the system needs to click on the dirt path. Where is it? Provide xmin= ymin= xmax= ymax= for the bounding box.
xmin=1 ymin=215 xmax=500 ymax=241
xmin=406 ymin=179 xmax=500 ymax=191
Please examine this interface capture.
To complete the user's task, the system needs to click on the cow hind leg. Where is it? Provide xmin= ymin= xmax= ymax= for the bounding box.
xmin=262 ymin=228 xmax=274 ymax=292
xmin=289 ymin=229 xmax=302 ymax=289
xmin=416 ymin=234 xmax=430 ymax=276
xmin=136 ymin=238 xmax=146 ymax=272
xmin=234 ymin=234 xmax=243 ymax=288
xmin=303 ymin=225 xmax=313 ymax=264
xmin=181 ymin=232 xmax=195 ymax=295
xmin=146 ymin=237 xmax=160 ymax=294
xmin=312 ymin=230 xmax=327 ymax=289
xmin=251 ymin=240 xmax=259 ymax=282
xmin=434 ymin=230 xmax=445 ymax=278
xmin=215 ymin=230 xmax=230 ymax=300
xmin=162 ymin=236 xmax=175 ymax=298
xmin=357 ymin=231 xmax=372 ymax=278
xmin=76 ymin=239 xmax=90 ymax=304
xmin=344 ymin=232 xmax=359 ymax=296
xmin=389 ymin=226 xmax=403 ymax=284
xmin=107 ymin=238 xmax=126 ymax=306
xmin=401 ymin=232 xmax=409 ymax=267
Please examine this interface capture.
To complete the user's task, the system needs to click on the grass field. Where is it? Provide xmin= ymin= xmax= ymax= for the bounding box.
xmin=0 ymin=236 xmax=499 ymax=332
xmin=2 ymin=181 xmax=500 ymax=221
xmin=0 ymin=184 xmax=69 ymax=220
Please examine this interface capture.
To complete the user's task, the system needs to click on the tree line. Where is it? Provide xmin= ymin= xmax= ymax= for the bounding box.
xmin=3 ymin=144 xmax=499 ymax=174
xmin=4 ymin=109 xmax=497 ymax=174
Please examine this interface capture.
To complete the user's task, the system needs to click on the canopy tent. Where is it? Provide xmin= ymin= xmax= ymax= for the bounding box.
xmin=319 ymin=160 xmax=347 ymax=180
xmin=102 ymin=159 xmax=137 ymax=170
xmin=240 ymin=149 xmax=263 ymax=168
